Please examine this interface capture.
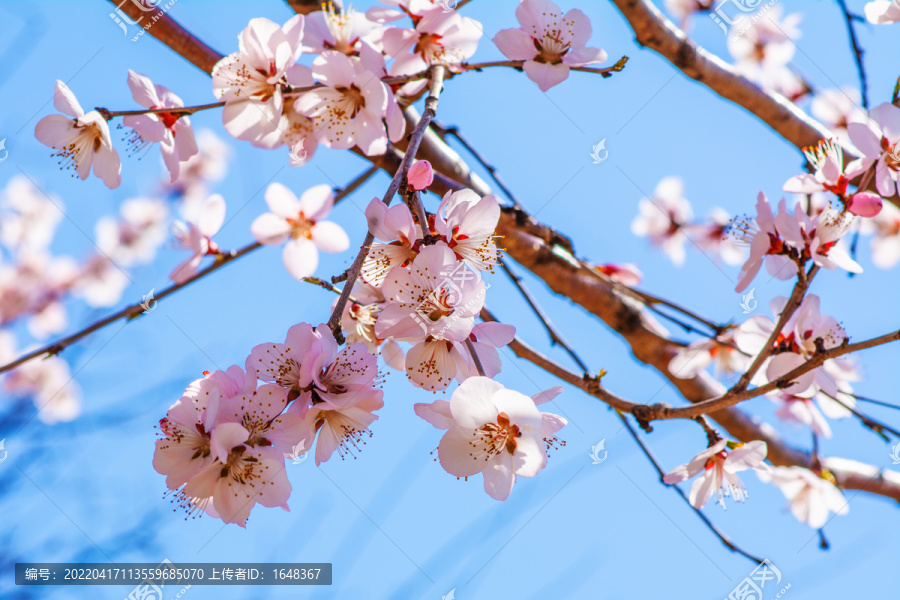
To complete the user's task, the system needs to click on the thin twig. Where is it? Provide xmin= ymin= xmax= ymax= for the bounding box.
xmin=835 ymin=0 xmax=869 ymax=109
xmin=822 ymin=391 xmax=900 ymax=441
xmin=326 ymin=65 xmax=447 ymax=343
xmin=0 ymin=243 xmax=261 ymax=375
xmin=617 ymin=410 xmax=764 ymax=564
xmin=732 ymin=265 xmax=817 ymax=392
xmin=432 ymin=122 xmax=523 ymax=209
xmin=96 ymin=101 xmax=226 ymax=121
xmin=0 ymin=165 xmax=379 ymax=375
xmin=638 ymin=327 xmax=900 ymax=422
xmin=465 ymin=338 xmax=486 ymax=376
xmin=499 ymin=259 xmax=592 ymax=375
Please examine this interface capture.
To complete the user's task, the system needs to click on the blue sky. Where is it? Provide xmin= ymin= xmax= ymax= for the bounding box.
xmin=1 ymin=1 xmax=899 ymax=598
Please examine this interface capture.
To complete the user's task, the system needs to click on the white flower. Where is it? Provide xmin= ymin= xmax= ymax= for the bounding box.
xmin=631 ymin=176 xmax=692 ymax=266
xmin=170 ymin=194 xmax=226 ymax=283
xmin=34 ymin=81 xmax=121 ymax=188
xmin=864 ymin=0 xmax=900 ymax=23
xmin=213 ymin=16 xmax=308 ymax=147
xmin=663 ymin=439 xmax=769 ymax=508
xmin=416 ymin=377 xmax=567 ymax=501
xmin=122 ymin=70 xmax=198 ymax=182
xmin=735 ymin=295 xmax=848 ymax=397
xmin=758 ymin=466 xmax=848 ymax=528
xmin=493 ymin=0 xmax=607 ymax=91
xmin=250 ymin=183 xmax=349 ymax=280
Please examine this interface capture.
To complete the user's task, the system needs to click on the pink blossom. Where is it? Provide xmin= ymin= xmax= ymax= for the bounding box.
xmin=864 ymin=199 xmax=900 ymax=268
xmin=384 ymin=8 xmax=482 ymax=75
xmin=0 ymin=176 xmax=63 ymax=252
xmin=729 ymin=193 xmax=800 ymax=292
xmin=303 ymin=2 xmax=382 ymax=55
xmin=453 ymin=321 xmax=517 ymax=381
xmin=735 ymin=295 xmax=848 ymax=397
xmin=264 ymin=326 xmax=384 ymax=465
xmin=96 ymin=198 xmax=168 ymax=267
xmin=170 ymin=194 xmax=226 ymax=283
xmin=434 ymin=189 xmax=501 ymax=272
xmin=846 ymin=102 xmax=900 ymax=197
xmin=0 ymin=332 xmax=81 ymax=424
xmin=757 ymin=466 xmax=848 ymax=528
xmin=154 ymin=383 xmax=217 ymax=491
xmin=251 ymin=183 xmax=349 ymax=280
xmin=361 ymin=198 xmax=423 ymax=286
xmin=213 ymin=16 xmax=307 ymax=147
xmin=663 ymin=439 xmax=769 ymax=508
xmin=783 ymin=139 xmax=851 ymax=198
xmin=865 ymin=0 xmax=900 ymax=23
xmin=182 ymin=424 xmax=291 ymax=527
xmin=72 ymin=255 xmax=130 ymax=308
xmin=727 ymin=7 xmax=805 ymax=100
xmin=778 ymin=203 xmax=861 ymax=274
xmin=768 ymin=386 xmax=854 ymax=439
xmin=376 ymin=244 xmax=486 ymax=343
xmin=122 ymin=70 xmax=198 ymax=182
xmin=493 ymin=0 xmax=607 ymax=91
xmin=631 ymin=176 xmax=692 ymax=266
xmin=668 ymin=329 xmax=749 ymax=379
xmin=168 ymin=129 xmax=231 ymax=199
xmin=246 ymin=321 xmax=320 ymax=390
xmin=682 ymin=207 xmax=746 ymax=266
xmin=416 ymin=377 xmax=566 ymax=500
xmin=34 ymin=81 xmax=121 ymax=188
xmin=846 ymin=192 xmax=883 ymax=218
xmin=810 ymin=88 xmax=866 ymax=146
xmin=295 ymin=51 xmax=398 ymax=155
xmin=365 ymin=0 xmax=439 ymax=24
xmin=338 ymin=282 xmax=407 ymax=370
xmin=407 ymin=160 xmax=433 ymax=191
xmin=596 ymin=263 xmax=643 ymax=286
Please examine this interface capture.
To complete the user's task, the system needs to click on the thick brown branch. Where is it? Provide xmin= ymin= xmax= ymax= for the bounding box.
xmin=609 ymin=0 xmax=837 ymax=154
xmin=107 ymin=0 xmax=223 ymax=73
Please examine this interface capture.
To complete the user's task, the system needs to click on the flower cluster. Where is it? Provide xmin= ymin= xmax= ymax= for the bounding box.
xmin=154 ymin=323 xmax=382 ymax=526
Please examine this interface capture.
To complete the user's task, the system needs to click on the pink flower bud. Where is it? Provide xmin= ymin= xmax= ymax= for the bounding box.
xmin=847 ymin=192 xmax=883 ymax=218
xmin=407 ymin=160 xmax=433 ymax=191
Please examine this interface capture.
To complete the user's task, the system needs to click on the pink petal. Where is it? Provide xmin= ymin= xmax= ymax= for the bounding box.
xmin=199 ymin=194 xmax=226 ymax=237
xmin=483 ymin=455 xmax=516 ymax=501
xmin=282 ymin=237 xmax=319 ymax=279
xmin=52 ymin=80 xmax=83 ymax=118
xmin=251 ymin=213 xmax=291 ymax=245
xmin=311 ymin=220 xmax=349 ymax=253
xmin=126 ymin=69 xmax=160 ymax=108
xmin=493 ymin=28 xmax=538 ymax=61
xmin=523 ymin=61 xmax=571 ymax=92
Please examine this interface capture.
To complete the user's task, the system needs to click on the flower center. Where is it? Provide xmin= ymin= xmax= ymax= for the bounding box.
xmin=287 ymin=212 xmax=315 ymax=239
xmin=884 ymin=139 xmax=900 ymax=171
xmin=470 ymin=412 xmax=522 ymax=461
